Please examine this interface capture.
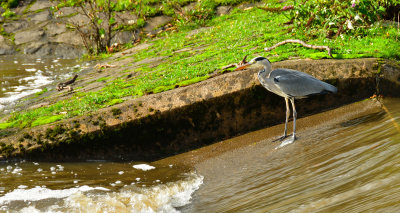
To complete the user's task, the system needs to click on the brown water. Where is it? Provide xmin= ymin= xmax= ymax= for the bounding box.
xmin=182 ymin=98 xmax=400 ymax=212
xmin=0 ymin=55 xmax=83 ymax=112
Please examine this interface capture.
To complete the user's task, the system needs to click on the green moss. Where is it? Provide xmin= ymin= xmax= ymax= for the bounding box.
xmin=152 ymin=85 xmax=176 ymax=94
xmin=31 ymin=115 xmax=65 ymax=127
xmin=177 ymin=75 xmax=210 ymax=87
xmin=23 ymin=132 xmax=32 ymax=139
xmin=22 ymin=0 xmax=36 ymax=14
xmin=0 ymin=144 xmax=16 ymax=156
xmin=0 ymin=122 xmax=15 ymax=130
xmin=35 ymin=88 xmax=48 ymax=97
xmin=72 ymin=120 xmax=80 ymax=129
xmin=105 ymin=98 xmax=124 ymax=106
xmin=45 ymin=125 xmax=66 ymax=140
xmin=99 ymin=121 xmax=107 ymax=130
xmin=1 ymin=8 xmax=16 ymax=18
xmin=96 ymin=77 xmax=111 ymax=82
xmin=111 ymin=108 xmax=122 ymax=116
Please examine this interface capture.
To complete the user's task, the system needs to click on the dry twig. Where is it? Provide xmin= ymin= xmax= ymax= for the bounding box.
xmin=221 ymin=55 xmax=248 ymax=70
xmin=264 ymin=39 xmax=332 ymax=57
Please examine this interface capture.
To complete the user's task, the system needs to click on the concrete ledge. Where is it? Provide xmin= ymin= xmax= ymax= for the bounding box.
xmin=1 ymin=58 xmax=399 ymax=161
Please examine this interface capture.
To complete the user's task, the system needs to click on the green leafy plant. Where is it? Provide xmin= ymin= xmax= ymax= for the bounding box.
xmin=58 ymin=0 xmax=119 ymax=55
xmin=0 ymin=0 xmax=19 ymax=8
xmin=291 ymin=0 xmax=400 ymax=38
xmin=1 ymin=8 xmax=15 ymax=18
xmin=1 ymin=0 xmax=19 ymax=18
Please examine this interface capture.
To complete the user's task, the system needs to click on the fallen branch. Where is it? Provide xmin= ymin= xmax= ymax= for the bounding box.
xmin=57 ymin=74 xmax=78 ymax=92
xmin=221 ymin=55 xmax=248 ymax=70
xmin=264 ymin=39 xmax=332 ymax=57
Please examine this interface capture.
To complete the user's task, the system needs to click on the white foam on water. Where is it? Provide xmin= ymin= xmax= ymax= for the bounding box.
xmin=1 ymin=172 xmax=203 ymax=213
xmin=133 ymin=164 xmax=156 ymax=171
xmin=0 ymin=89 xmax=41 ymax=111
xmin=20 ymin=206 xmax=41 ymax=213
xmin=0 ymin=70 xmax=52 ymax=108
xmin=25 ymin=68 xmax=37 ymax=72
xmin=0 ymin=57 xmax=78 ymax=111
xmin=0 ymin=185 xmax=110 ymax=205
xmin=63 ymin=172 xmax=204 ymax=213
xmin=56 ymin=165 xmax=64 ymax=171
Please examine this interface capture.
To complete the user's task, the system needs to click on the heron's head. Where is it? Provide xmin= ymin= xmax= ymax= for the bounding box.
xmin=234 ymin=56 xmax=271 ymax=71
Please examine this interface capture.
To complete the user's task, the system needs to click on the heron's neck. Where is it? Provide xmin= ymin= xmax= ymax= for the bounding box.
xmin=264 ymin=63 xmax=272 ymax=73
xmin=259 ymin=64 xmax=272 ymax=77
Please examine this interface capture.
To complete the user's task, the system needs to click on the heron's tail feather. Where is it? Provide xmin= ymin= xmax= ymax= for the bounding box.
xmin=320 ymin=81 xmax=337 ymax=94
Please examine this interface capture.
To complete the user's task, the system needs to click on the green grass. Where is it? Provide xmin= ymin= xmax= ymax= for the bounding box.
xmin=34 ymin=88 xmax=48 ymax=97
xmin=31 ymin=115 xmax=65 ymax=127
xmin=0 ymin=122 xmax=15 ymax=130
xmin=105 ymin=98 xmax=124 ymax=106
xmin=1 ymin=2 xmax=399 ymax=129
xmin=96 ymin=77 xmax=112 ymax=82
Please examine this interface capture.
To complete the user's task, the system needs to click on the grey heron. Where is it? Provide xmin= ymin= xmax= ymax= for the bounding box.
xmin=235 ymin=56 xmax=337 ymax=143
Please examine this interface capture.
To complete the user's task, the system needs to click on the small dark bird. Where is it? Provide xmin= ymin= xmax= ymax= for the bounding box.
xmin=57 ymin=74 xmax=78 ymax=92
xmin=235 ymin=56 xmax=337 ymax=143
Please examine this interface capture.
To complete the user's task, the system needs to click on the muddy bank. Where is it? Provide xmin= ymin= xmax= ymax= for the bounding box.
xmin=0 ymin=58 xmax=399 ymax=161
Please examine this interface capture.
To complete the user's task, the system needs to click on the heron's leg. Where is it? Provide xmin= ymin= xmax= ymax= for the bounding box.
xmin=283 ymin=97 xmax=290 ymax=137
xmin=289 ymin=97 xmax=297 ymax=141
xmin=273 ymin=97 xmax=290 ymax=142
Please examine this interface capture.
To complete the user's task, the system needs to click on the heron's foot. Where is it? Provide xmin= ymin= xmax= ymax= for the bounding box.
xmin=275 ymin=135 xmax=297 ymax=149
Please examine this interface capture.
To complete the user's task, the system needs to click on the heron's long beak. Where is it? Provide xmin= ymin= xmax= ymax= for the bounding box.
xmin=234 ymin=63 xmax=251 ymax=71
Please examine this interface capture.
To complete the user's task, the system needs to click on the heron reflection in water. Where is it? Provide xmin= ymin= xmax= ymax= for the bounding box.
xmin=235 ymin=56 xmax=337 ymax=143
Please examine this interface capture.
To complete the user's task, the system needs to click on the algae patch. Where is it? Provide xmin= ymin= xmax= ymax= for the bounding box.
xmin=31 ymin=115 xmax=64 ymax=127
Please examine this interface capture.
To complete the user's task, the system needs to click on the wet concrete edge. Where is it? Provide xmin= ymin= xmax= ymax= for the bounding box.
xmin=1 ymin=58 xmax=400 ymax=161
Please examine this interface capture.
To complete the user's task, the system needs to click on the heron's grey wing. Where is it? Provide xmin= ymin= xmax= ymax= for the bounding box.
xmin=269 ymin=69 xmax=337 ymax=97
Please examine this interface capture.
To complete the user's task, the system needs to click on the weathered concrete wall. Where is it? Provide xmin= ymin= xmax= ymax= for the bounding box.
xmin=1 ymin=58 xmax=399 ymax=161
